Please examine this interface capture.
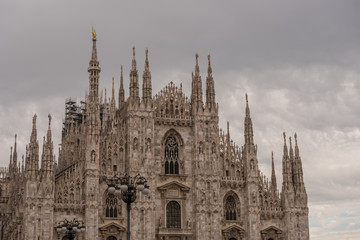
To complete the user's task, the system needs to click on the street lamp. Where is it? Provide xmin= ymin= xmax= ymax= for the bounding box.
xmin=107 ymin=173 xmax=150 ymax=240
xmin=56 ymin=218 xmax=85 ymax=240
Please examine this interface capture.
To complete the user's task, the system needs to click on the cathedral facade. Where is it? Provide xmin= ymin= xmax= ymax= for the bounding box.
xmin=0 ymin=32 xmax=309 ymax=240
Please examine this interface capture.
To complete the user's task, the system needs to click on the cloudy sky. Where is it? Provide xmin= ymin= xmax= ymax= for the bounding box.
xmin=1 ymin=0 xmax=359 ymax=238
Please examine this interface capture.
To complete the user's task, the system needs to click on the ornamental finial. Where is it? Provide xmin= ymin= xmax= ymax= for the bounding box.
xmin=92 ymin=27 xmax=96 ymax=41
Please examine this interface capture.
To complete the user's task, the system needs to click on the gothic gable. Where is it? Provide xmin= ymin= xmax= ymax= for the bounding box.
xmin=222 ymin=224 xmax=245 ymax=240
xmin=99 ymin=222 xmax=125 ymax=231
xmin=260 ymin=226 xmax=283 ymax=240
xmin=157 ymin=181 xmax=190 ymax=199
xmin=99 ymin=222 xmax=126 ymax=237
xmin=153 ymin=82 xmax=192 ymax=122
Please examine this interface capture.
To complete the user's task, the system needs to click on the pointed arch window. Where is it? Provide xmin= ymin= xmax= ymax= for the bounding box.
xmin=225 ymin=196 xmax=237 ymax=220
xmin=166 ymin=201 xmax=181 ymax=228
xmin=105 ymin=194 xmax=118 ymax=218
xmin=164 ymin=136 xmax=179 ymax=174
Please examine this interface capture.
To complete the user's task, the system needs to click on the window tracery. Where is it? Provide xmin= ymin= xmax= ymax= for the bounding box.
xmin=166 ymin=201 xmax=181 ymax=228
xmin=164 ymin=136 xmax=179 ymax=174
xmin=224 ymin=194 xmax=239 ymax=221
xmin=153 ymin=82 xmax=191 ymax=120
xmin=105 ymin=193 xmax=118 ymax=218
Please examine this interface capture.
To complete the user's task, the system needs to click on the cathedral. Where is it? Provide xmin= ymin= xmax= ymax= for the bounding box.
xmin=0 ymin=30 xmax=309 ymax=240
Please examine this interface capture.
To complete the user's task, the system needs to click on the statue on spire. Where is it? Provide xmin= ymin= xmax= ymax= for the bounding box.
xmin=48 ymin=114 xmax=52 ymax=127
xmin=92 ymin=27 xmax=97 ymax=41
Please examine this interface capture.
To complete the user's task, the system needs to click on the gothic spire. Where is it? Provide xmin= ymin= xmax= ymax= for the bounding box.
xmin=47 ymin=114 xmax=52 ymax=142
xmin=271 ymin=152 xmax=277 ymax=195
xmin=282 ymin=132 xmax=288 ymax=184
xmin=88 ymin=28 xmax=101 ymax=104
xmin=244 ymin=93 xmax=254 ymax=147
xmin=9 ymin=146 xmax=13 ymax=173
xmin=294 ymin=133 xmax=305 ymax=189
xmin=294 ymin=133 xmax=300 ymax=160
xmin=207 ymin=54 xmax=212 ymax=76
xmin=110 ymin=77 xmax=116 ymax=113
xmin=86 ymin=30 xmax=101 ymax=137
xmin=41 ymin=114 xmax=54 ymax=180
xmin=282 ymin=132 xmax=294 ymax=193
xmin=31 ymin=114 xmax=37 ymax=143
xmin=245 ymin=93 xmax=250 ymax=116
xmin=145 ymin=48 xmax=149 ymax=72
xmin=91 ymin=27 xmax=97 ymax=60
xmin=13 ymin=134 xmax=18 ymax=171
xmin=195 ymin=53 xmax=200 ymax=76
xmin=142 ymin=48 xmax=152 ymax=105
xmin=191 ymin=53 xmax=203 ymax=112
xmin=132 ymin=46 xmax=137 ymax=71
xmin=129 ymin=46 xmax=139 ymax=104
xmin=103 ymin=88 xmax=108 ymax=121
xmin=226 ymin=121 xmax=230 ymax=144
xmin=119 ymin=65 xmax=125 ymax=108
xmin=225 ymin=121 xmax=231 ymax=156
xmin=206 ymin=54 xmax=216 ymax=112
xmin=289 ymin=136 xmax=296 ymax=186
xmin=27 ymin=114 xmax=39 ymax=180
xmin=289 ymin=136 xmax=294 ymax=163
xmin=282 ymin=132 xmax=288 ymax=157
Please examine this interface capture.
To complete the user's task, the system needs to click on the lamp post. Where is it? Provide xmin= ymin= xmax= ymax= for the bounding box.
xmin=107 ymin=173 xmax=150 ymax=240
xmin=56 ymin=218 xmax=85 ymax=240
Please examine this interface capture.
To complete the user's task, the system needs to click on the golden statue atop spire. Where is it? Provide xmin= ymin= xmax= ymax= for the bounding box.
xmin=92 ymin=27 xmax=97 ymax=41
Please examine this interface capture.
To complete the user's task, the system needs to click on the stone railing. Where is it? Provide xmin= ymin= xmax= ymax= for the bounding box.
xmin=158 ymin=227 xmax=193 ymax=236
xmin=54 ymin=200 xmax=85 ymax=212
xmin=260 ymin=208 xmax=284 ymax=220
xmin=220 ymin=176 xmax=245 ymax=188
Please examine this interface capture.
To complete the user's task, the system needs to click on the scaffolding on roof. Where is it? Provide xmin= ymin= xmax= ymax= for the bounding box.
xmin=63 ymin=97 xmax=86 ymax=128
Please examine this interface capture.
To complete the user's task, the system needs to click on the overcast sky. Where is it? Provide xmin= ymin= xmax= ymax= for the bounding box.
xmin=1 ymin=0 xmax=359 ymax=239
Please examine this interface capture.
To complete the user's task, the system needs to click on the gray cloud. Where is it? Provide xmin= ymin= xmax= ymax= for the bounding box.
xmin=1 ymin=0 xmax=360 ymax=239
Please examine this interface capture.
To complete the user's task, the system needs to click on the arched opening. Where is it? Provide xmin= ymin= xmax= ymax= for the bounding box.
xmin=166 ymin=201 xmax=181 ymax=228
xmin=164 ymin=135 xmax=179 ymax=174
xmin=224 ymin=195 xmax=238 ymax=221
xmin=105 ymin=194 xmax=118 ymax=218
